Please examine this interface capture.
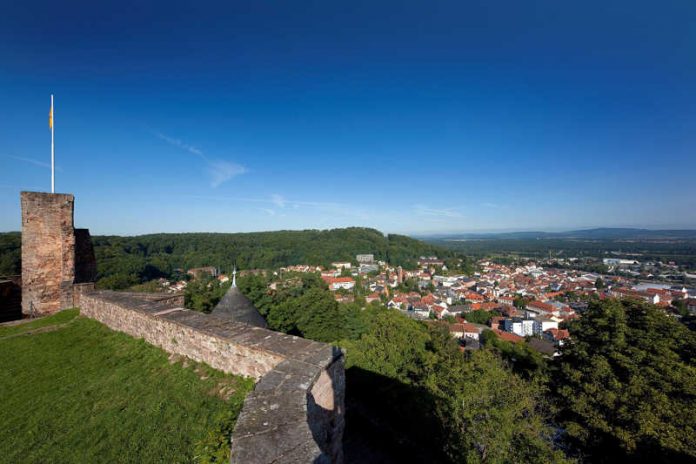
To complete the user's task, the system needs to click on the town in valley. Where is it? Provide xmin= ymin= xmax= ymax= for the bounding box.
xmin=156 ymin=250 xmax=696 ymax=358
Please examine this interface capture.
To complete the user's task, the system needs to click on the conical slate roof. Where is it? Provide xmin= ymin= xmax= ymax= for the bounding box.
xmin=211 ymin=285 xmax=268 ymax=328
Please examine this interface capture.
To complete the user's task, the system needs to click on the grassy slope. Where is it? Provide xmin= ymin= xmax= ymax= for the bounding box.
xmin=0 ymin=310 xmax=253 ymax=463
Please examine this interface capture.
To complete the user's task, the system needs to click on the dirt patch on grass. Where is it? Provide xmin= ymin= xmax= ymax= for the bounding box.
xmin=167 ymin=353 xmax=191 ymax=368
xmin=210 ymin=381 xmax=239 ymax=401
xmin=0 ymin=321 xmax=75 ymax=341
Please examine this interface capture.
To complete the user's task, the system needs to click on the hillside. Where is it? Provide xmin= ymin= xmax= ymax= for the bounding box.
xmin=0 ymin=228 xmax=455 ymax=289
xmin=423 ymin=227 xmax=696 ymax=240
xmin=425 ymin=228 xmax=696 ymax=268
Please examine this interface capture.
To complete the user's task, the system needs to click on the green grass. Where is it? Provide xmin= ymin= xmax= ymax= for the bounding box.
xmin=0 ymin=310 xmax=254 ymax=463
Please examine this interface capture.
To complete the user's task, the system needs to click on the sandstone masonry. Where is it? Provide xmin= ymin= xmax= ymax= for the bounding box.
xmin=20 ymin=192 xmax=96 ymax=315
xmin=80 ymin=291 xmax=345 ymax=463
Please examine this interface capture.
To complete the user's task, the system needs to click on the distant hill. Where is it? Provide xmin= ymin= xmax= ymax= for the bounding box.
xmin=424 ymin=228 xmax=696 ymax=268
xmin=0 ymin=228 xmax=456 ymax=289
xmin=423 ymin=228 xmax=696 ymax=241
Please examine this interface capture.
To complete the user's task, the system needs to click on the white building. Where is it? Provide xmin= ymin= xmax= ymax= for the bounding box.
xmin=533 ymin=319 xmax=558 ymax=335
xmin=324 ymin=277 xmax=356 ymax=291
xmin=603 ymin=258 xmax=639 ymax=266
xmin=331 ymin=262 xmax=352 ymax=270
xmin=503 ymin=318 xmax=535 ymax=337
xmin=356 ymin=254 xmax=375 ymax=264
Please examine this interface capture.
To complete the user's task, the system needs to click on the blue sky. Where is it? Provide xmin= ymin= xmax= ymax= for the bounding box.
xmin=1 ymin=0 xmax=695 ymax=235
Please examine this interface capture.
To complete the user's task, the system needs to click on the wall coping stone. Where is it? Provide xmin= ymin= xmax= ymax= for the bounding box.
xmin=79 ymin=290 xmax=344 ymax=463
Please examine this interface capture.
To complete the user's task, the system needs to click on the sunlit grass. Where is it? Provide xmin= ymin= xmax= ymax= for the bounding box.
xmin=0 ymin=310 xmax=253 ymax=463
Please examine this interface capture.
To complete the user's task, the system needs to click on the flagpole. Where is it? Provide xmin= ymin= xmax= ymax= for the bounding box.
xmin=51 ymin=94 xmax=55 ymax=193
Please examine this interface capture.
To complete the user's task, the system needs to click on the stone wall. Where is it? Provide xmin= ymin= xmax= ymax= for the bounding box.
xmin=20 ymin=192 xmax=96 ymax=316
xmin=72 ymin=282 xmax=96 ymax=308
xmin=79 ymin=291 xmax=345 ymax=463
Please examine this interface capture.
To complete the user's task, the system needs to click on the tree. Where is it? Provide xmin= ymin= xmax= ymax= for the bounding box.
xmin=553 ymin=298 xmax=696 ymax=462
xmin=397 ymin=277 xmax=420 ymax=294
xmin=427 ymin=329 xmax=567 ymax=464
xmin=293 ymin=288 xmax=346 ymax=342
xmin=184 ymin=277 xmax=229 ymax=313
xmin=342 ymin=310 xmax=431 ymax=382
xmin=514 ymin=296 xmax=530 ymax=309
xmin=594 ymin=277 xmax=605 ymax=289
xmin=671 ymin=299 xmax=688 ymax=317
xmin=236 ymin=273 xmax=274 ymax=316
xmin=96 ymin=273 xmax=139 ymax=290
xmin=264 ymin=285 xmax=347 ymax=343
xmin=0 ymin=232 xmax=21 ymax=276
xmin=480 ymin=329 xmax=547 ymax=379
xmin=342 ymin=312 xmax=568 ymax=463
xmin=464 ymin=309 xmax=500 ymax=325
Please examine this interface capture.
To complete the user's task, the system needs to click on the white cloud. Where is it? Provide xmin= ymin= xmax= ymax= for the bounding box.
xmin=271 ymin=194 xmax=287 ymax=208
xmin=184 ymin=194 xmax=372 ymax=220
xmin=3 ymin=155 xmax=62 ymax=171
xmin=152 ymin=130 xmax=246 ymax=188
xmin=413 ymin=204 xmax=463 ymax=218
xmin=153 ymin=131 xmax=205 ymax=159
xmin=208 ymin=161 xmax=247 ymax=188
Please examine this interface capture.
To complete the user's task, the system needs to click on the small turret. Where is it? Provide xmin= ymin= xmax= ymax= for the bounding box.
xmin=210 ymin=265 xmax=267 ymax=328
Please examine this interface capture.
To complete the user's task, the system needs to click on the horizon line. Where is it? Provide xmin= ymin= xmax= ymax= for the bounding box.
xmin=2 ymin=225 xmax=696 ymax=238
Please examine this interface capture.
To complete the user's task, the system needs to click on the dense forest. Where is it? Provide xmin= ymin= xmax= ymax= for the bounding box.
xmin=0 ymin=228 xmax=460 ymax=288
xmin=0 ymin=232 xmax=20 ymax=277
xmin=232 ymin=273 xmax=696 ymax=463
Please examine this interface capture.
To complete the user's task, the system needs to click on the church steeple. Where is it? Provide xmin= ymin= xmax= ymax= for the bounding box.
xmin=232 ymin=265 xmax=237 ymax=288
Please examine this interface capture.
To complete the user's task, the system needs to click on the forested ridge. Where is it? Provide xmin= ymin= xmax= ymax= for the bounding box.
xmin=0 ymin=232 xmax=20 ymax=277
xmin=0 ymin=228 xmax=456 ymax=288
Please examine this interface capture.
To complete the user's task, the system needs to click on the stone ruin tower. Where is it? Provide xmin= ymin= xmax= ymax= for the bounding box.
xmin=20 ymin=192 xmax=97 ymax=316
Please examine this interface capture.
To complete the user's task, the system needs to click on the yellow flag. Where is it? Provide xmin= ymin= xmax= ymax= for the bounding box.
xmin=49 ymin=106 xmax=53 ymax=129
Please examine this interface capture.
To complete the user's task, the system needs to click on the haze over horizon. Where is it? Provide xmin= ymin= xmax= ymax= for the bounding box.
xmin=2 ymin=1 xmax=695 ymax=235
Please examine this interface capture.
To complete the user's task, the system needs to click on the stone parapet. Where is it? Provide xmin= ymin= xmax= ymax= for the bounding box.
xmin=79 ymin=291 xmax=344 ymax=463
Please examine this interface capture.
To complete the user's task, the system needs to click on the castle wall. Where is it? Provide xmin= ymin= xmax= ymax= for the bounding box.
xmin=79 ymin=291 xmax=345 ymax=463
xmin=21 ymin=192 xmax=76 ymax=315
xmin=80 ymin=292 xmax=286 ymax=379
